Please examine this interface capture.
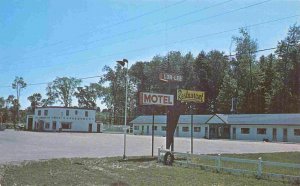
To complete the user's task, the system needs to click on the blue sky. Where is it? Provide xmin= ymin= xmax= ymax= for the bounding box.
xmin=0 ymin=0 xmax=299 ymax=109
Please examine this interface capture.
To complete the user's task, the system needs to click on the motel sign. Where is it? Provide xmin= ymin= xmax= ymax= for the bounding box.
xmin=177 ymin=89 xmax=205 ymax=103
xmin=139 ymin=92 xmax=174 ymax=106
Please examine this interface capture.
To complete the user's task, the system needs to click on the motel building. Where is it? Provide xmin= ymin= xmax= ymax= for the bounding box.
xmin=130 ymin=113 xmax=300 ymax=143
xmin=26 ymin=107 xmax=101 ymax=133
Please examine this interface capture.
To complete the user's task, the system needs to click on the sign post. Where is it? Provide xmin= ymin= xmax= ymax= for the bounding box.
xmin=159 ymin=73 xmax=182 ymax=151
xmin=140 ymin=92 xmax=174 ymax=157
xmin=190 ymin=104 xmax=194 ymax=154
xmin=177 ymin=89 xmax=205 ymax=154
xmin=152 ymin=110 xmax=155 ymax=157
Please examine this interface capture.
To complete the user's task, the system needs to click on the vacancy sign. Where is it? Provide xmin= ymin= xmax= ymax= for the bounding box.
xmin=140 ymin=92 xmax=174 ymax=106
xmin=177 ymin=89 xmax=205 ymax=103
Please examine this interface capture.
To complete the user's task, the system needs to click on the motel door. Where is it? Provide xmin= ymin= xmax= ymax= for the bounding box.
xmin=283 ymin=128 xmax=288 ymax=142
xmin=147 ymin=126 xmax=149 ymax=135
xmin=88 ymin=124 xmax=93 ymax=133
xmin=205 ymin=127 xmax=208 ymax=138
xmin=97 ymin=124 xmax=101 ymax=133
xmin=232 ymin=128 xmax=236 ymax=140
xmin=28 ymin=118 xmax=33 ymax=131
xmin=272 ymin=128 xmax=277 ymax=141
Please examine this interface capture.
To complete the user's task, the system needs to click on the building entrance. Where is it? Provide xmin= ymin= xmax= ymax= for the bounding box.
xmin=208 ymin=124 xmax=230 ymax=139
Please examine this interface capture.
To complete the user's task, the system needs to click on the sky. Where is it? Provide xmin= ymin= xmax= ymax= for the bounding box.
xmin=0 ymin=0 xmax=299 ymax=110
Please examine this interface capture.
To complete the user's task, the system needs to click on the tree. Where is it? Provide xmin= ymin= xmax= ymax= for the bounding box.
xmin=41 ymin=84 xmax=57 ymax=107
xmin=6 ymin=95 xmax=14 ymax=108
xmin=98 ymin=65 xmax=128 ymax=125
xmin=271 ymin=24 xmax=300 ymax=113
xmin=232 ymin=28 xmax=258 ymax=113
xmin=253 ymin=54 xmax=277 ymax=113
xmin=0 ymin=97 xmax=5 ymax=108
xmin=46 ymin=77 xmax=81 ymax=107
xmin=27 ymin=93 xmax=42 ymax=113
xmin=0 ymin=97 xmax=5 ymax=124
xmin=74 ymin=83 xmax=99 ymax=109
xmin=204 ymin=50 xmax=228 ymax=113
xmin=216 ymin=69 xmax=238 ymax=113
xmin=12 ymin=76 xmax=27 ymax=123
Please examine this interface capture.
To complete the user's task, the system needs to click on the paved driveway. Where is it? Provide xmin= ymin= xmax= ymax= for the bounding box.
xmin=0 ymin=130 xmax=299 ymax=164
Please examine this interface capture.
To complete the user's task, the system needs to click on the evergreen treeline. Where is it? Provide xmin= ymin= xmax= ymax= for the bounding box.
xmin=99 ymin=25 xmax=300 ymax=123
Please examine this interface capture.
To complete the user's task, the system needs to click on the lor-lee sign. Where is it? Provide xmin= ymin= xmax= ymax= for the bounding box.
xmin=139 ymin=92 xmax=174 ymax=106
xmin=159 ymin=73 xmax=183 ymax=82
xmin=177 ymin=89 xmax=205 ymax=103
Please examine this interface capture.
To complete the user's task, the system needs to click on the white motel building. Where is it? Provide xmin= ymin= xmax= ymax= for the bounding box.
xmin=26 ymin=107 xmax=101 ymax=133
xmin=130 ymin=113 xmax=300 ymax=143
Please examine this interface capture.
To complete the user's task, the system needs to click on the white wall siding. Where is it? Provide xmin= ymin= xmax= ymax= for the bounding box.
xmin=232 ymin=125 xmax=300 ymax=143
xmin=130 ymin=114 xmax=300 ymax=143
xmin=133 ymin=124 xmax=167 ymax=136
xmin=30 ymin=107 xmax=97 ymax=132
xmin=288 ymin=127 xmax=300 ymax=143
xmin=133 ymin=123 xmax=206 ymax=138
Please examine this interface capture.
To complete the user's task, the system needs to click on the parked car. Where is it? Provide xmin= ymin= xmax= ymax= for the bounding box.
xmin=16 ymin=123 xmax=25 ymax=130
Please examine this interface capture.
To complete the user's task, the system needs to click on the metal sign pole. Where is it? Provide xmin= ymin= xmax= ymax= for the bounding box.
xmin=152 ymin=108 xmax=155 ymax=157
xmin=190 ymin=104 xmax=194 ymax=154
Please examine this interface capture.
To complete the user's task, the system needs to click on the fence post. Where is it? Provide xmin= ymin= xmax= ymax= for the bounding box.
xmin=157 ymin=147 xmax=161 ymax=162
xmin=217 ymin=154 xmax=221 ymax=172
xmin=257 ymin=157 xmax=262 ymax=178
xmin=186 ymin=151 xmax=190 ymax=165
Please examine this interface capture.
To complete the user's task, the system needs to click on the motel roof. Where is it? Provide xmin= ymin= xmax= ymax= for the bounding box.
xmin=227 ymin=114 xmax=300 ymax=125
xmin=130 ymin=114 xmax=300 ymax=126
xmin=36 ymin=106 xmax=96 ymax=111
xmin=130 ymin=115 xmax=166 ymax=124
xmin=130 ymin=115 xmax=221 ymax=125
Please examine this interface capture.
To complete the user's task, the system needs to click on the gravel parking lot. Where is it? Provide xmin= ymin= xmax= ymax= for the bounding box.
xmin=0 ymin=130 xmax=299 ymax=164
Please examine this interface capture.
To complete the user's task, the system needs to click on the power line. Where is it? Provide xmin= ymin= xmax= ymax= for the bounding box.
xmin=2 ymin=0 xmax=268 ymax=65
xmin=0 ymin=0 xmax=231 ymax=63
xmin=0 ymin=76 xmax=101 ymax=88
xmin=2 ymin=14 xmax=299 ymax=72
xmin=0 ymin=43 xmax=293 ymax=89
xmin=0 ymin=0 xmax=187 ymax=62
xmin=225 ymin=47 xmax=277 ymax=57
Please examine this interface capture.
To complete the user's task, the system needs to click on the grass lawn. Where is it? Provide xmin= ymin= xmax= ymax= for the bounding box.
xmin=0 ymin=152 xmax=299 ymax=186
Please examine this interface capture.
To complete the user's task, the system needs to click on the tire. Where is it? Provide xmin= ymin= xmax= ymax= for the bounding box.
xmin=163 ymin=152 xmax=174 ymax=166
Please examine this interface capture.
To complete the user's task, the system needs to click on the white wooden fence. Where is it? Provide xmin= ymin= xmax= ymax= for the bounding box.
xmin=158 ymin=148 xmax=300 ymax=183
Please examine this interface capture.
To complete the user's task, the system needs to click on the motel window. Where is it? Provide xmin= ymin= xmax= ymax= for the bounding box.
xmin=61 ymin=123 xmax=72 ymax=129
xmin=45 ymin=123 xmax=50 ymax=129
xmin=134 ymin=126 xmax=139 ymax=130
xmin=66 ymin=110 xmax=69 ymax=116
xmin=241 ymin=128 xmax=250 ymax=134
xmin=44 ymin=110 xmax=48 ymax=116
xmin=294 ymin=129 xmax=300 ymax=136
xmin=182 ymin=127 xmax=189 ymax=132
xmin=154 ymin=126 xmax=157 ymax=131
xmin=52 ymin=121 xmax=56 ymax=130
xmin=38 ymin=110 xmax=41 ymax=116
xmin=194 ymin=127 xmax=201 ymax=132
xmin=257 ymin=128 xmax=266 ymax=135
xmin=161 ymin=126 xmax=166 ymax=131
xmin=85 ymin=111 xmax=88 ymax=117
xmin=75 ymin=110 xmax=78 ymax=115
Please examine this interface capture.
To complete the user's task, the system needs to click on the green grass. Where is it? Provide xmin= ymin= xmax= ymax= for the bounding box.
xmin=0 ymin=152 xmax=299 ymax=186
